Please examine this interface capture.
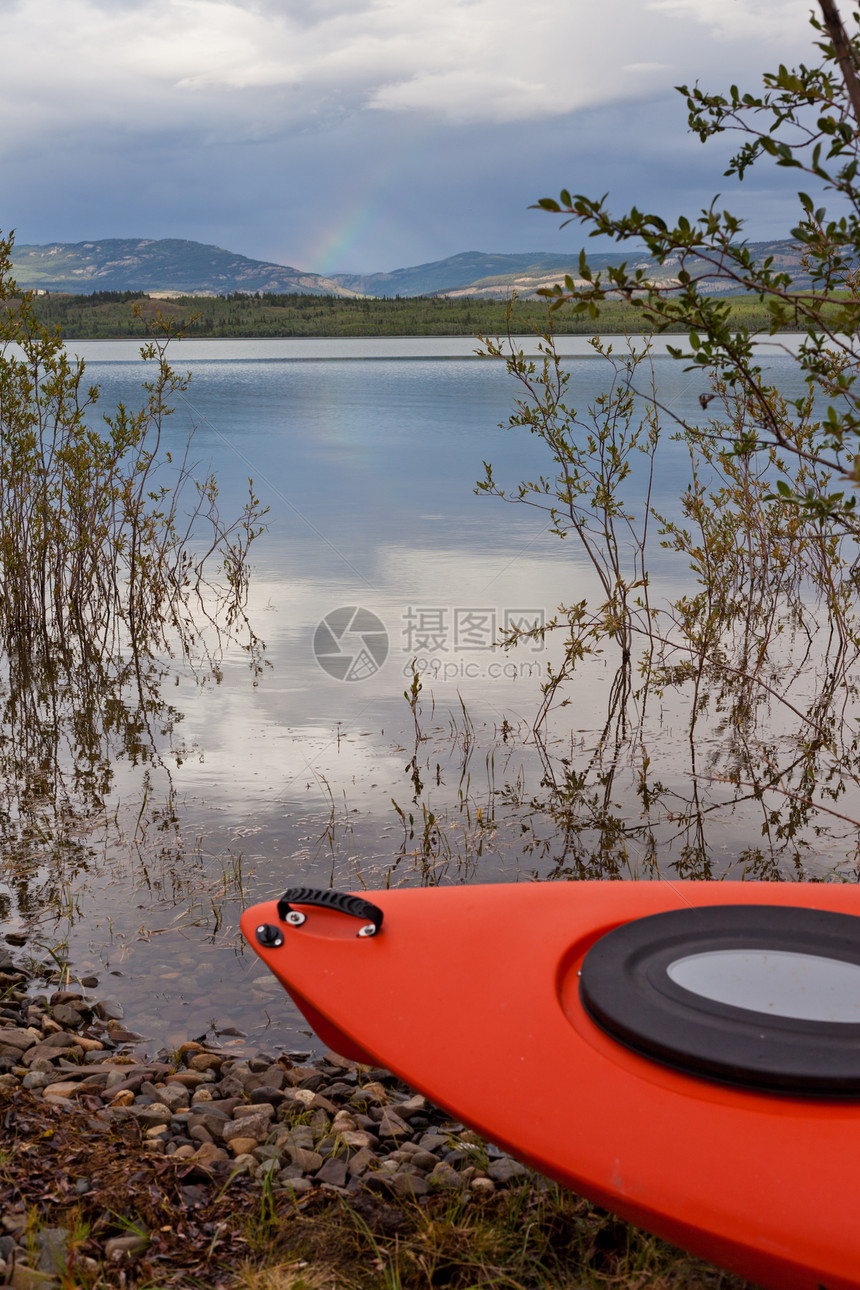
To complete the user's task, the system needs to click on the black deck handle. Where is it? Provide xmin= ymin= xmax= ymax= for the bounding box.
xmin=277 ymin=887 xmax=384 ymax=937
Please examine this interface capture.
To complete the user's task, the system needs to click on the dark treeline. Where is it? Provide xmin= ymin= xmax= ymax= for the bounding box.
xmin=27 ymin=290 xmax=785 ymax=338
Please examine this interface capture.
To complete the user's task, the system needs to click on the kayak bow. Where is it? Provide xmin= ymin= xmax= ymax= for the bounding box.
xmin=241 ymin=881 xmax=860 ymax=1290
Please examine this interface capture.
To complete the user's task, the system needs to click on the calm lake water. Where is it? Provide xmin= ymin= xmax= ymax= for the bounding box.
xmin=1 ymin=335 xmax=843 ymax=1056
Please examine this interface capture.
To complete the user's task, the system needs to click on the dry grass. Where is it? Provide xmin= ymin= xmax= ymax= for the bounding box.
xmin=0 ymin=1089 xmax=752 ymax=1290
xmin=236 ymin=1186 xmax=753 ymax=1290
xmin=233 ymin=1261 xmax=339 ymax=1290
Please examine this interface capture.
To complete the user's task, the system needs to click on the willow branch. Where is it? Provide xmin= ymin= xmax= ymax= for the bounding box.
xmin=818 ymin=0 xmax=860 ymax=127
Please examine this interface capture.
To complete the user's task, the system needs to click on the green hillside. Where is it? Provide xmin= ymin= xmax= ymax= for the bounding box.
xmin=28 ymin=289 xmax=789 ymax=339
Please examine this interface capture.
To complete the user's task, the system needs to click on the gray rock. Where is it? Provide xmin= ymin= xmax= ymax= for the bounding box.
xmin=284 ymin=1145 xmax=323 ymax=1174
xmin=324 ymin=1079 xmax=357 ymax=1097
xmin=362 ymin=1172 xmax=397 ymax=1194
xmin=222 ymin=1112 xmax=271 ymax=1144
xmin=104 ymin=1070 xmax=136 ymax=1090
xmin=0 ymin=1028 xmax=38 ymax=1051
xmin=252 ymin=1066 xmax=286 ymax=1091
xmin=217 ymin=1074 xmax=246 ymax=1098
xmin=34 ymin=1031 xmax=79 ymax=1049
xmin=152 ymin=1083 xmax=190 ymax=1111
xmin=389 ymin=1170 xmax=429 ymax=1198
xmin=346 ymin=1146 xmax=375 ymax=1177
xmin=418 ymin=1131 xmax=449 ymax=1153
xmin=22 ymin=1071 xmax=54 ymax=1090
xmin=0 ymin=945 xmax=553 ymax=1247
xmin=278 ymin=1124 xmax=314 ymax=1151
xmin=315 ymin=1157 xmax=348 ymax=1187
xmin=408 ymin=1149 xmax=441 ymax=1172
xmin=444 ymin=1147 xmax=479 ymax=1168
xmin=21 ymin=1041 xmax=79 ymax=1067
xmin=186 ymin=1110 xmax=228 ymax=1141
xmin=95 ymin=999 xmax=124 ymax=1022
xmin=104 ymin=1234 xmax=150 ymax=1261
xmin=10 ymin=1265 xmax=59 ymax=1290
xmin=50 ymin=1005 xmax=83 ymax=1027
xmin=36 ymin=1227 xmax=70 ymax=1276
xmin=234 ymin=1101 xmax=275 ymax=1122
xmin=49 ymin=991 xmax=84 ymax=1006
xmin=78 ymin=1072 xmax=109 ymax=1090
xmin=428 ymin=1160 xmax=463 ymax=1190
xmin=130 ymin=1103 xmax=172 ymax=1128
xmin=250 ymin=1085 xmax=286 ymax=1105
xmin=377 ymin=1109 xmax=411 ymax=1140
xmin=227 ymin=1153 xmax=256 ymax=1176
xmin=349 ymin=1084 xmax=387 ymax=1110
xmin=252 ymin=1144 xmax=279 ymax=1162
xmin=487 ymin=1158 xmax=531 ymax=1184
xmin=295 ymin=1070 xmax=325 ymax=1092
xmin=394 ymin=1094 xmax=427 ymax=1118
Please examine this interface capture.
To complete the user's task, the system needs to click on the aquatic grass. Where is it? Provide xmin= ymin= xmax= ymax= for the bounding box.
xmin=0 ymin=233 xmax=265 ymax=673
xmin=0 ymin=229 xmax=267 ymax=938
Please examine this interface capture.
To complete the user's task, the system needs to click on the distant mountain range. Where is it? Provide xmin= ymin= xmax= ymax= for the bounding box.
xmin=10 ymin=237 xmax=814 ymax=299
xmin=10 ymin=238 xmax=360 ymax=297
xmin=328 ymin=251 xmax=629 ymax=297
xmin=338 ymin=242 xmax=811 ymax=299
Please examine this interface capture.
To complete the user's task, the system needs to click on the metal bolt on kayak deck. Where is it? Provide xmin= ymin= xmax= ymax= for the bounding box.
xmin=255 ymin=923 xmax=284 ymax=947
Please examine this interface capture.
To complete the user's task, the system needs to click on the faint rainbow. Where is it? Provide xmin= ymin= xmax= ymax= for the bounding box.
xmin=307 ymin=113 xmax=442 ymax=275
xmin=308 ymin=197 xmax=388 ymax=277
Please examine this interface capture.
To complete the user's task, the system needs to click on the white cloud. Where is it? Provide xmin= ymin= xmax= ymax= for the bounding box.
xmin=1 ymin=0 xmax=832 ymax=266
xmin=646 ymin=0 xmax=807 ymax=44
xmin=0 ymin=0 xmax=819 ymax=153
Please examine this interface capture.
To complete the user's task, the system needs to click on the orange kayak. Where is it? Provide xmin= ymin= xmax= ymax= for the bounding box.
xmin=241 ymin=881 xmax=860 ymax=1290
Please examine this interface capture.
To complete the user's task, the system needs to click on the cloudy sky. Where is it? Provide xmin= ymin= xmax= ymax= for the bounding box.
xmin=0 ymin=0 xmax=828 ymax=274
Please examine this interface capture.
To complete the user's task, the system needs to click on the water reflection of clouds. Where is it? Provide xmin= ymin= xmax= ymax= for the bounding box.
xmin=168 ymin=553 xmax=559 ymax=813
xmin=18 ymin=338 xmax=839 ymax=1053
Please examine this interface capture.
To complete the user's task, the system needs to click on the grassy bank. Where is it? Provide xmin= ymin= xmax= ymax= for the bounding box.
xmin=0 ymin=949 xmax=750 ymax=1290
xmin=2 ymin=1088 xmax=749 ymax=1289
xmin=27 ymin=290 xmax=788 ymax=339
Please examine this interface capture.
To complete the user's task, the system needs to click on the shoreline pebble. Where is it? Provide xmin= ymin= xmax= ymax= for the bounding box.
xmin=0 ymin=938 xmax=537 ymax=1286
